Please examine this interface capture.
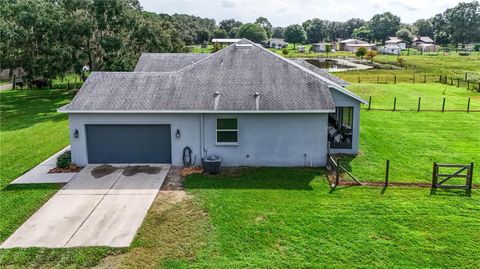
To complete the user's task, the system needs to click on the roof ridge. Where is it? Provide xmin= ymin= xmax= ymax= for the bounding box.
xmin=173 ymin=40 xmax=249 ymax=73
xmin=258 ymin=43 xmax=367 ymax=104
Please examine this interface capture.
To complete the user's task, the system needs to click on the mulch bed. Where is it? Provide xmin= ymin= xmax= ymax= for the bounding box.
xmin=48 ymin=165 xmax=82 ymax=174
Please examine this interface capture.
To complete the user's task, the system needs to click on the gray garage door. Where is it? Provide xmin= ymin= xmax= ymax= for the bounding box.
xmin=86 ymin=125 xmax=171 ymax=163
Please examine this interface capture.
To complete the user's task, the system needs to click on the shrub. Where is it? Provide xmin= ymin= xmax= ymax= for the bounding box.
xmin=282 ymin=48 xmax=289 ymax=56
xmin=356 ymin=47 xmax=367 ymax=59
xmin=56 ymin=151 xmax=72 ymax=169
xmin=366 ymin=50 xmax=378 ymax=62
xmin=474 ymin=44 xmax=480 ymax=51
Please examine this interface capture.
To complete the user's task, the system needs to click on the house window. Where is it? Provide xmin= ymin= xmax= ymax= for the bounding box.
xmin=216 ymin=118 xmax=238 ymax=144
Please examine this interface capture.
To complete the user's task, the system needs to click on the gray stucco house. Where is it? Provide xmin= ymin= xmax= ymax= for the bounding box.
xmin=59 ymin=39 xmax=366 ymax=167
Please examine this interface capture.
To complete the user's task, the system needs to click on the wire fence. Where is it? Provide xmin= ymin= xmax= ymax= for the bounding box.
xmin=352 ymin=74 xmax=480 ymax=92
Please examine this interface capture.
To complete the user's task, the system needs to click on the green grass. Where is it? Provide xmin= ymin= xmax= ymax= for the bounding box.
xmin=343 ymin=111 xmax=480 ymax=183
xmin=349 ymin=83 xmax=480 ymax=111
xmin=173 ymin=168 xmax=480 ymax=268
xmin=339 ymin=83 xmax=480 ymax=183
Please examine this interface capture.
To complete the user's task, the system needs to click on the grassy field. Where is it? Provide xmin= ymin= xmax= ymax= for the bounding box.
xmin=340 ymin=83 xmax=480 ymax=183
xmin=349 ymin=83 xmax=480 ymax=111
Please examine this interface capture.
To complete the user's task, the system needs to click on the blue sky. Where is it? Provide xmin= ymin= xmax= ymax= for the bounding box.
xmin=139 ymin=0 xmax=462 ymax=26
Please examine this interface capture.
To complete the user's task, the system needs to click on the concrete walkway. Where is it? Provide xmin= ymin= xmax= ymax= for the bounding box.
xmin=1 ymin=164 xmax=170 ymax=248
xmin=10 ymin=146 xmax=77 ymax=184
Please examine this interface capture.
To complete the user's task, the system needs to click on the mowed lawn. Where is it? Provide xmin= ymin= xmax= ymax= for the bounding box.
xmin=341 ymin=83 xmax=480 ymax=183
xmin=178 ymin=168 xmax=480 ymax=268
xmin=348 ymin=83 xmax=480 ymax=111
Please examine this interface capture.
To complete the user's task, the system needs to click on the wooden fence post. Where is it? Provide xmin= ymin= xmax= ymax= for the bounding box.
xmin=335 ymin=158 xmax=340 ymax=186
xmin=432 ymin=162 xmax=438 ymax=188
xmin=464 ymin=73 xmax=467 ymax=81
xmin=417 ymin=97 xmax=421 ymax=112
xmin=413 ymin=74 xmax=415 ymax=84
xmin=467 ymin=163 xmax=474 ymax=190
xmin=424 ymin=75 xmax=426 ymax=83
xmin=467 ymin=97 xmax=471 ymax=113
xmin=394 ymin=75 xmax=396 ymax=84
xmin=450 ymin=77 xmax=453 ymax=85
xmin=385 ymin=160 xmax=390 ymax=187
xmin=439 ymin=75 xmax=442 ymax=82
xmin=368 ymin=96 xmax=372 ymax=110
xmin=12 ymin=74 xmax=16 ymax=90
xmin=393 ymin=97 xmax=397 ymax=111
xmin=358 ymin=76 xmax=360 ymax=83
xmin=442 ymin=97 xmax=446 ymax=112
xmin=467 ymin=81 xmax=470 ymax=90
xmin=457 ymin=78 xmax=460 ymax=87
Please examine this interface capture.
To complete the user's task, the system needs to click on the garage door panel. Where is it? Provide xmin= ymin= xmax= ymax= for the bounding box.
xmin=86 ymin=125 xmax=171 ymax=163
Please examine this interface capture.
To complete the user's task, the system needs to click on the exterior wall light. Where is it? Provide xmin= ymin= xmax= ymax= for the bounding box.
xmin=175 ymin=129 xmax=181 ymax=138
xmin=73 ymin=129 xmax=79 ymax=139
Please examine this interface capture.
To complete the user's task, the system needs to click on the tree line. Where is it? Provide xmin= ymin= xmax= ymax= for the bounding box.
xmin=1 ymin=0 xmax=479 ymax=86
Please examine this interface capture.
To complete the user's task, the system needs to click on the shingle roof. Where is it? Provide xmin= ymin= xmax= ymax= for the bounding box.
xmin=134 ymin=53 xmax=209 ymax=72
xmin=63 ymin=39 xmax=364 ymax=113
xmin=290 ymin=59 xmax=349 ymax=87
xmin=414 ymin=36 xmax=434 ymax=43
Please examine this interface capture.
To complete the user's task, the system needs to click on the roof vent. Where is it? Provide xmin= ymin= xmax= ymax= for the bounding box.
xmin=214 ymin=91 xmax=220 ymax=110
xmin=254 ymin=92 xmax=260 ymax=110
xmin=235 ymin=44 xmax=253 ymax=49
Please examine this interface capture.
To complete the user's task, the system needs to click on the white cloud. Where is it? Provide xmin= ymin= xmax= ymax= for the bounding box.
xmin=139 ymin=0 xmax=462 ymax=25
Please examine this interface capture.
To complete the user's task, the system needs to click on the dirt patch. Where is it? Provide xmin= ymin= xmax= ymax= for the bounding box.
xmin=91 ymin=164 xmax=118 ymax=179
xmin=123 ymin=165 xmax=161 ymax=177
xmin=181 ymin=166 xmax=203 ymax=177
xmin=161 ymin=167 xmax=185 ymax=191
xmin=48 ymin=165 xmax=82 ymax=174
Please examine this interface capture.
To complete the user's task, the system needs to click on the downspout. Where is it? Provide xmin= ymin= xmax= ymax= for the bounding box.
xmin=200 ymin=113 xmax=205 ymax=160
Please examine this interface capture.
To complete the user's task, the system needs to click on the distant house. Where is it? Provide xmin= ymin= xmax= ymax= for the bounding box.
xmin=339 ymin=39 xmax=375 ymax=52
xmin=59 ymin=39 xmax=366 ymax=167
xmin=312 ymin=43 xmax=332 ymax=53
xmin=268 ymin=38 xmax=288 ymax=49
xmin=412 ymin=36 xmax=436 ymax=52
xmin=379 ymin=45 xmax=402 ymax=55
xmin=412 ymin=36 xmax=434 ymax=46
xmin=211 ymin=38 xmax=242 ymax=44
xmin=385 ymin=37 xmax=407 ymax=50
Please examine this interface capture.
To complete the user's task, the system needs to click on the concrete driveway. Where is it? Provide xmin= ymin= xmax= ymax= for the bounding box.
xmin=1 ymin=164 xmax=170 ymax=248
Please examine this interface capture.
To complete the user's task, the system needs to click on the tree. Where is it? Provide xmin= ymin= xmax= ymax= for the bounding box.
xmin=305 ymin=19 xmax=326 ymax=43
xmin=369 ymin=12 xmax=401 ymax=42
xmin=219 ymin=19 xmax=243 ymax=37
xmin=345 ymin=18 xmax=365 ymax=38
xmin=272 ymin=27 xmax=285 ymax=38
xmin=365 ymin=50 xmax=378 ymax=63
xmin=325 ymin=44 xmax=332 ymax=56
xmin=444 ymin=1 xmax=480 ymax=45
xmin=196 ymin=29 xmax=211 ymax=43
xmin=238 ymin=23 xmax=267 ymax=43
xmin=255 ymin=17 xmax=272 ymax=39
xmin=431 ymin=13 xmax=450 ymax=45
xmin=229 ymin=27 xmax=240 ymax=38
xmin=413 ymin=19 xmax=434 ymax=37
xmin=356 ymin=47 xmax=367 ymax=59
xmin=213 ymin=28 xmax=228 ymax=38
xmin=284 ymin=24 xmax=306 ymax=49
xmin=352 ymin=26 xmax=374 ymax=42
xmin=396 ymin=28 xmax=413 ymax=44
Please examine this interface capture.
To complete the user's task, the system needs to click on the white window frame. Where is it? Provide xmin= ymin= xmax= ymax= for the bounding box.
xmin=216 ymin=117 xmax=238 ymax=146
